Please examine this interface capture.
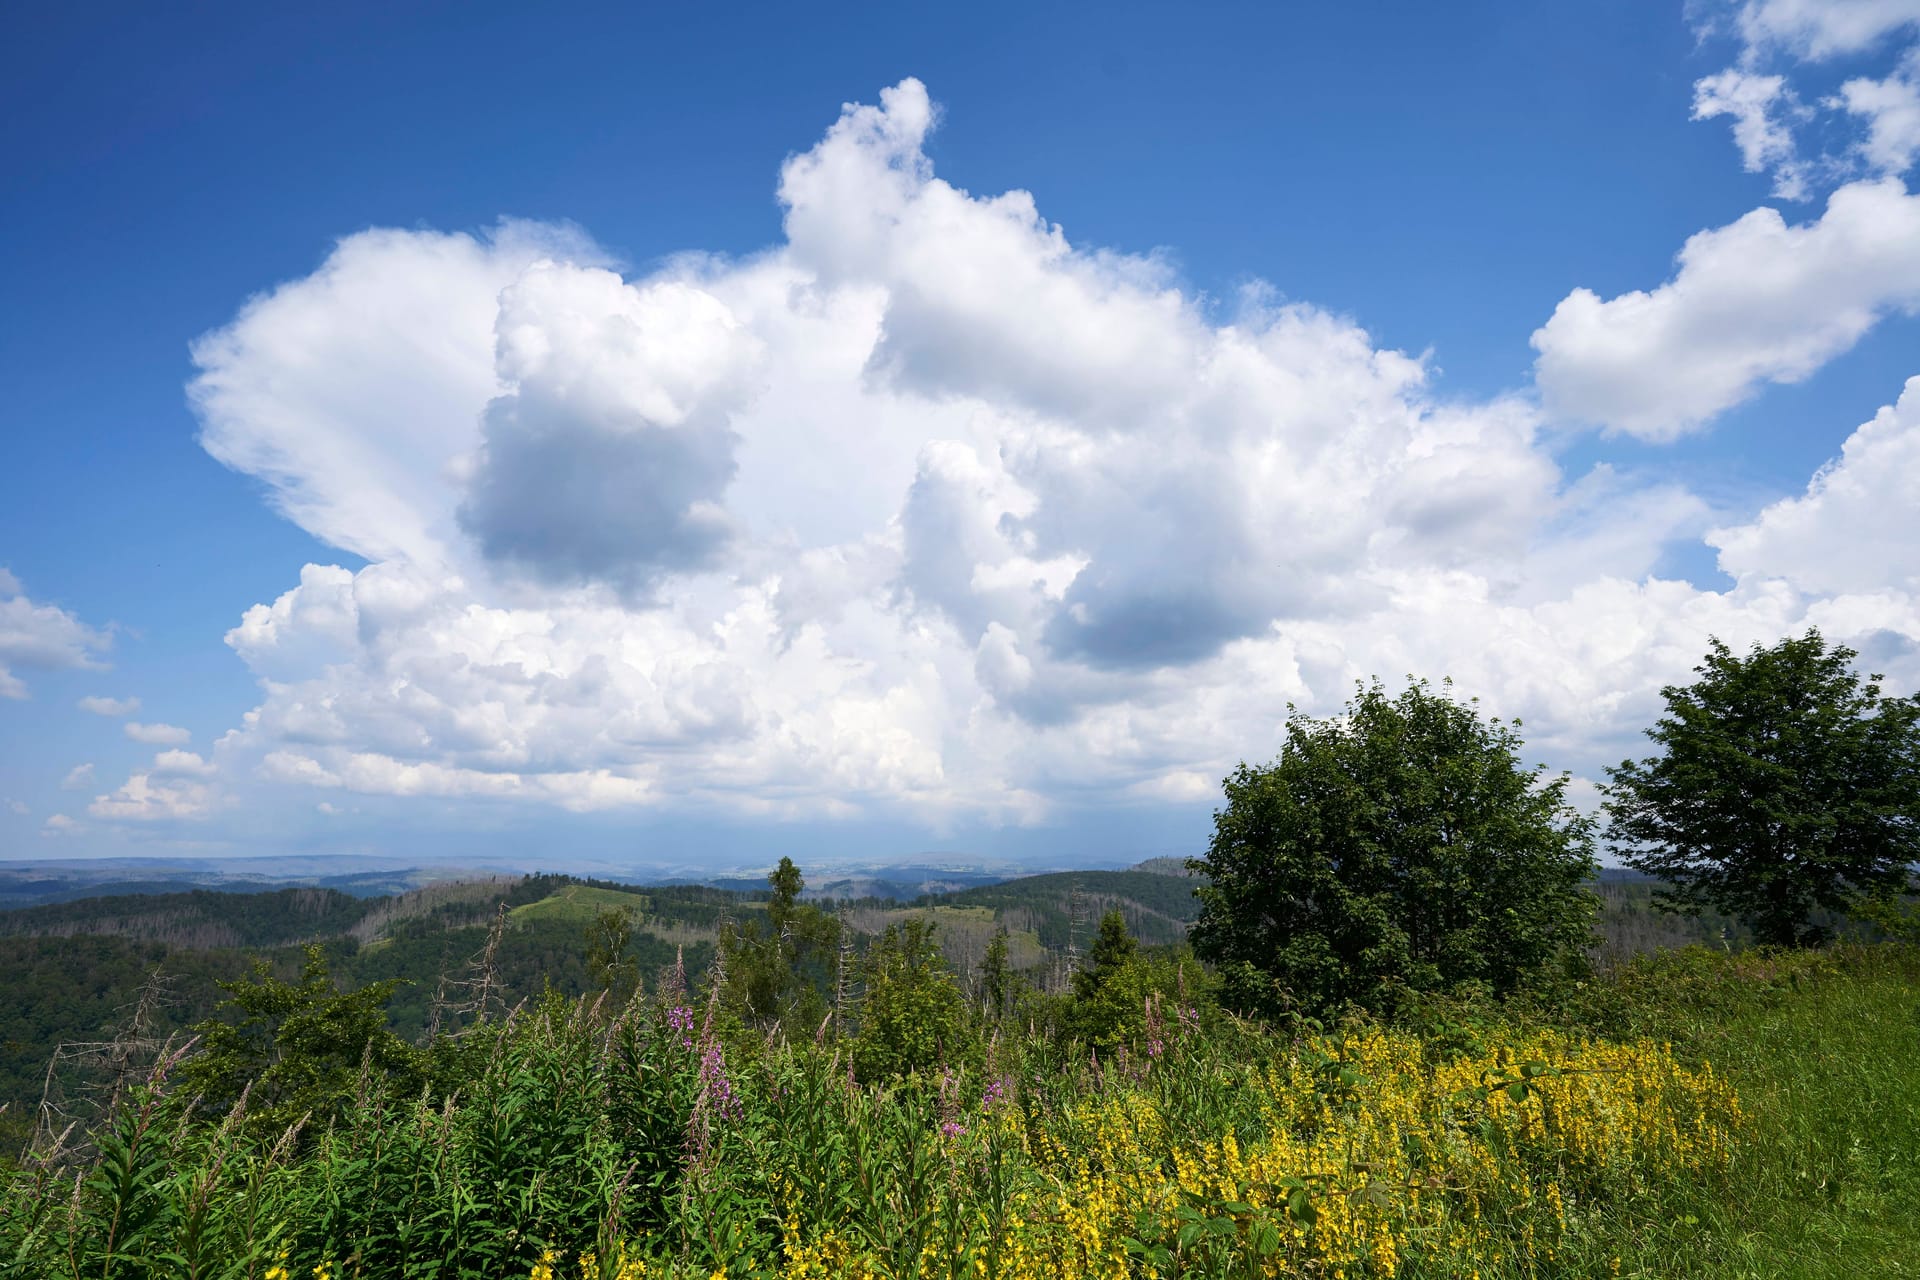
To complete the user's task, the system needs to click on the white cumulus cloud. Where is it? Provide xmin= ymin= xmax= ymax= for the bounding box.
xmin=61 ymin=763 xmax=96 ymax=790
xmin=151 ymin=749 xmax=215 ymax=778
xmin=1693 ymin=70 xmax=1814 ymax=197
xmin=1727 ymin=0 xmax=1920 ymax=61
xmin=191 ymin=222 xmax=607 ymax=570
xmin=78 ymin=695 xmax=140 ymax=716
xmin=1532 ymin=178 xmax=1920 ymax=438
xmin=458 ymin=263 xmax=764 ymax=598
xmin=0 ymin=570 xmax=111 ymax=699
xmin=1692 ymin=1 xmax=1920 ymax=195
xmin=90 ymin=750 xmax=218 ymax=822
xmin=1712 ymin=375 xmax=1920 ymax=593
xmin=1837 ymin=50 xmax=1920 ymax=176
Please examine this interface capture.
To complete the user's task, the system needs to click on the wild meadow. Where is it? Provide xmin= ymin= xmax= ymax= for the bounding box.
xmin=3 ymin=939 xmax=1916 ymax=1279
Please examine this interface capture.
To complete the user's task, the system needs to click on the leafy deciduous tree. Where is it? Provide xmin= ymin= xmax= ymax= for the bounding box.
xmin=1604 ymin=631 xmax=1920 ymax=947
xmin=182 ymin=945 xmax=418 ymax=1140
xmin=585 ymin=905 xmax=640 ymax=999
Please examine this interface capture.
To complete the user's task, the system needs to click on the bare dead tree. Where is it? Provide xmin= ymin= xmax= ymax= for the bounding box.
xmin=1056 ymin=881 xmax=1088 ymax=996
xmin=436 ymin=903 xmax=509 ymax=1036
xmin=31 ymin=967 xmax=185 ymax=1165
xmin=831 ymin=929 xmax=856 ymax=1041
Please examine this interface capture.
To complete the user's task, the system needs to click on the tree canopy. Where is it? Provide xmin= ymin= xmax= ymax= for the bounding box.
xmin=1604 ymin=631 xmax=1920 ymax=947
xmin=718 ymin=856 xmax=842 ymax=1031
xmin=182 ymin=945 xmax=420 ymax=1141
xmin=1189 ymin=678 xmax=1597 ymax=1017
xmin=850 ymin=915 xmax=969 ymax=1082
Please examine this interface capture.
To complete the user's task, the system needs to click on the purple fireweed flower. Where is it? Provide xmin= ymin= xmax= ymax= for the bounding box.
xmin=940 ymin=1120 xmax=967 ymax=1139
xmin=698 ymin=1042 xmax=742 ymax=1121
xmin=667 ymin=1005 xmax=695 ymax=1048
xmin=1143 ymin=993 xmax=1167 ymax=1063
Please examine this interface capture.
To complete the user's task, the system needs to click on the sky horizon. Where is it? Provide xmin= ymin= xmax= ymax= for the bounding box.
xmin=5 ymin=1 xmax=1920 ymax=869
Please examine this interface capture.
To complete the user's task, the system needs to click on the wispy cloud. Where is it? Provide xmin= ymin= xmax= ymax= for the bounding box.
xmin=78 ymin=694 xmax=140 ymax=716
xmin=124 ymin=722 xmax=190 ymax=746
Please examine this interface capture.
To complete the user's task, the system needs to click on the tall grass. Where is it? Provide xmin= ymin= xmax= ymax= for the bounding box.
xmin=1590 ymin=945 xmax=1920 ymax=1279
xmin=2 ymin=945 xmax=1912 ymax=1279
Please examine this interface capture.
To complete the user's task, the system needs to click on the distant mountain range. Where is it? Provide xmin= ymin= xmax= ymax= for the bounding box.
xmin=0 ymin=850 xmax=1193 ymax=912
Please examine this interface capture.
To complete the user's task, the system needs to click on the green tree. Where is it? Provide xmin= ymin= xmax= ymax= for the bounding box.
xmin=850 ymin=916 xmax=970 ymax=1082
xmin=1065 ymin=910 xmax=1155 ymax=1049
xmin=181 ymin=945 xmax=418 ymax=1139
xmin=1071 ymin=909 xmax=1136 ymax=1002
xmin=719 ymin=857 xmax=841 ymax=1031
xmin=768 ymin=855 xmax=804 ymax=923
xmin=1604 ymin=631 xmax=1920 ymax=947
xmin=1190 ymin=678 xmax=1597 ymax=1018
xmin=980 ymin=926 xmax=1012 ymax=1019
xmin=584 ymin=905 xmax=640 ymax=999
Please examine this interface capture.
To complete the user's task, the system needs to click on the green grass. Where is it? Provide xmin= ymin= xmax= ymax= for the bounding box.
xmin=507 ymin=884 xmax=653 ymax=926
xmin=1604 ymin=947 xmax=1920 ymax=1278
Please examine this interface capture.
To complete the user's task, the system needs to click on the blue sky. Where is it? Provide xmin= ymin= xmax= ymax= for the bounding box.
xmin=4 ymin=1 xmax=1919 ymax=872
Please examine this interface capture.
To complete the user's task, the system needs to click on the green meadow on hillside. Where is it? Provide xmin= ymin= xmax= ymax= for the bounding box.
xmin=509 ymin=884 xmax=660 ymax=926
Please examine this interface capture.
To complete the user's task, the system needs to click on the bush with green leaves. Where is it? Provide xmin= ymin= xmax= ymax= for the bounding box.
xmin=849 ymin=915 xmax=973 ymax=1083
xmin=179 ymin=944 xmax=421 ymax=1143
xmin=1190 ymin=678 xmax=1598 ymax=1018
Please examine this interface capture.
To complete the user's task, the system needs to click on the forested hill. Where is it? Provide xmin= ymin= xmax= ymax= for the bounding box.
xmin=0 ymin=863 xmax=1198 ymax=1135
xmin=0 ymin=872 xmax=733 ymax=1144
xmin=0 ymin=886 xmax=374 ymax=949
xmin=914 ymin=868 xmax=1203 ymax=948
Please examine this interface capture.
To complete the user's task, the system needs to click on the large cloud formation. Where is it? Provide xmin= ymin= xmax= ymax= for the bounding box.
xmin=91 ymin=79 xmax=1919 ymax=836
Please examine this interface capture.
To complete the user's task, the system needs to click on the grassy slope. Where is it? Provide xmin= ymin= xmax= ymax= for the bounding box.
xmin=506 ymin=884 xmax=654 ymax=925
xmin=1607 ymin=948 xmax=1920 ymax=1279
xmin=837 ymin=902 xmax=1051 ymax=972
